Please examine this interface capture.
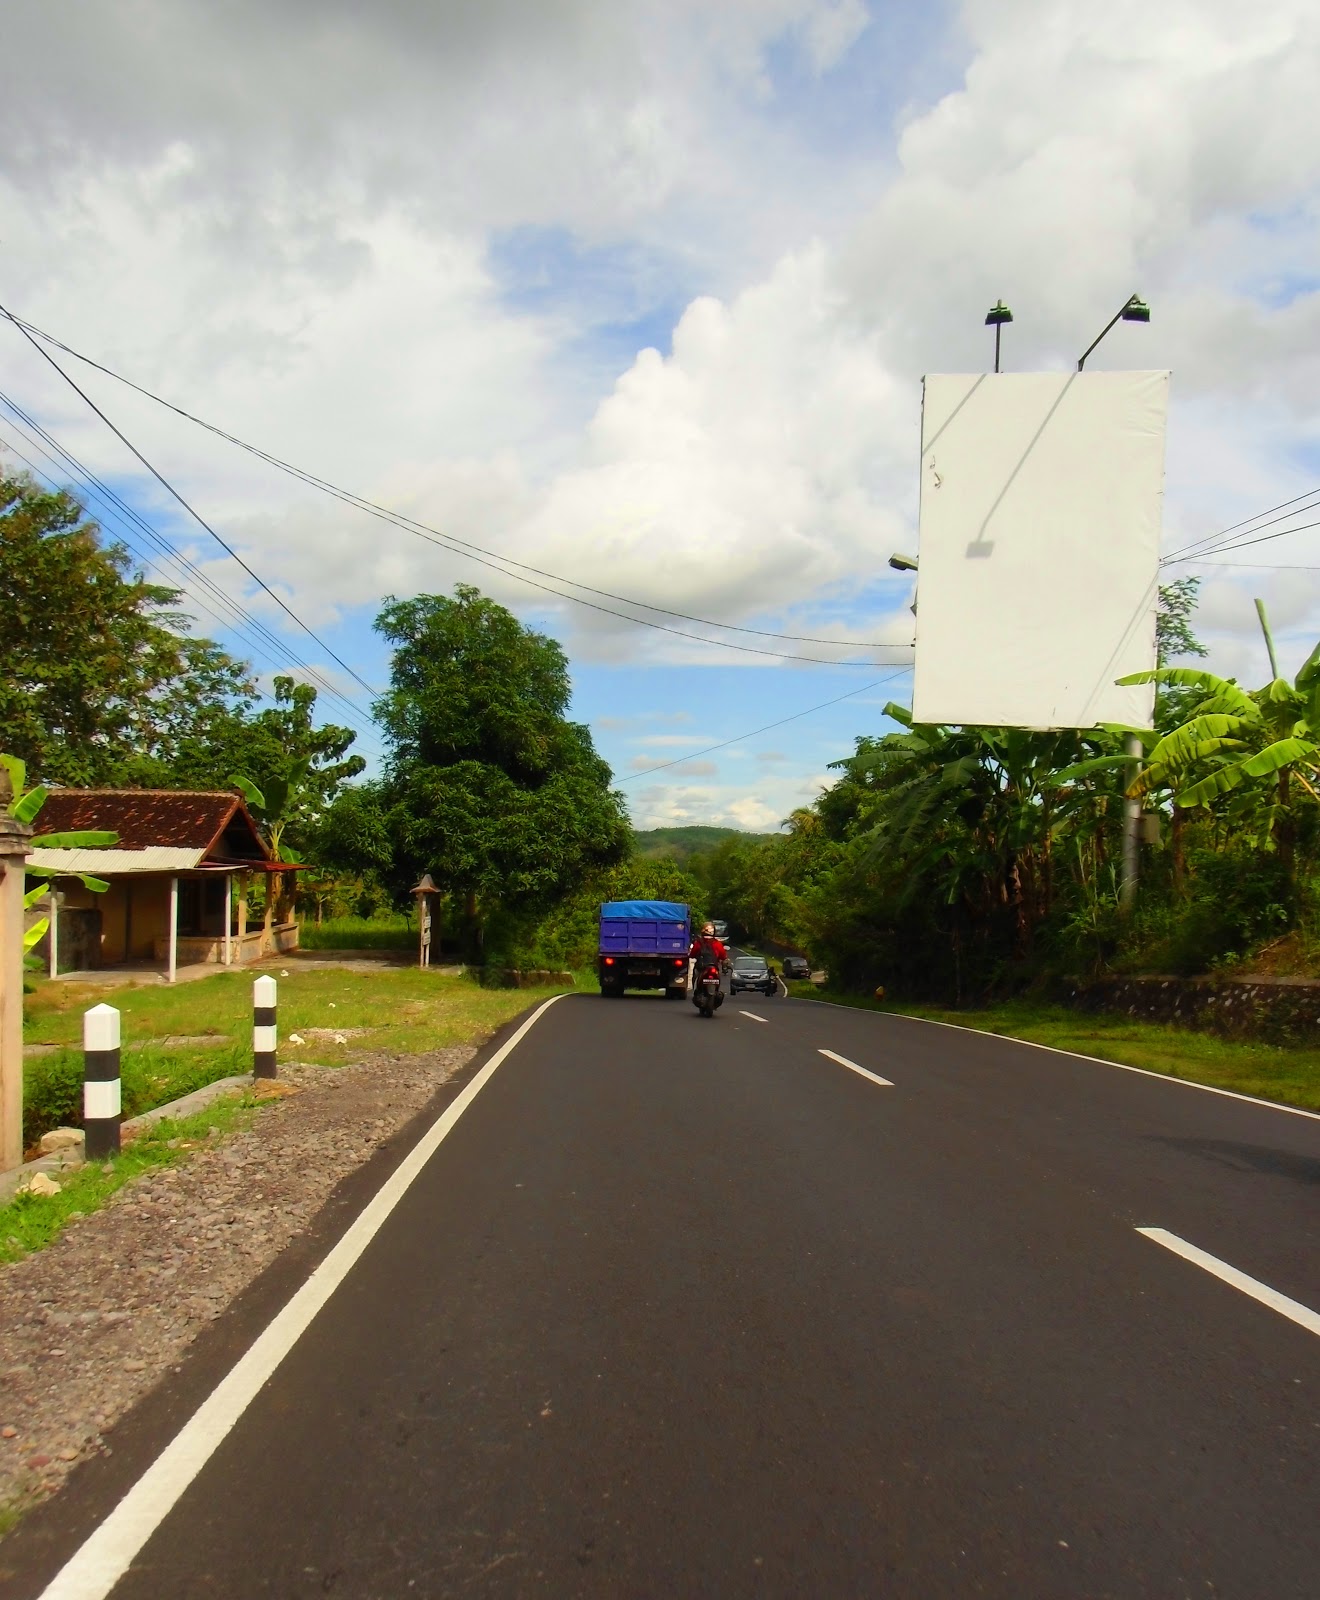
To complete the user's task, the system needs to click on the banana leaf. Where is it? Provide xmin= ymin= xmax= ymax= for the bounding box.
xmin=1147 ymin=715 xmax=1250 ymax=767
xmin=11 ymin=784 xmax=48 ymax=824
xmin=1173 ymin=739 xmax=1317 ymax=808
xmin=0 ymin=754 xmax=25 ymax=801
xmin=1118 ymin=668 xmax=1256 ymax=717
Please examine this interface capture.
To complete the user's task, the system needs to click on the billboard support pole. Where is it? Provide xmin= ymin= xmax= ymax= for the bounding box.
xmin=1120 ymin=734 xmax=1142 ymax=912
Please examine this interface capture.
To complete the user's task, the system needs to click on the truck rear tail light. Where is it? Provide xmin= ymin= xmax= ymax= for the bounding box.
xmin=674 ymin=958 xmax=685 ymax=966
xmin=604 ymin=957 xmax=614 ymax=965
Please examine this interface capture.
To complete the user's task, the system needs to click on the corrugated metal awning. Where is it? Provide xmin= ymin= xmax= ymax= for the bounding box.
xmin=27 ymin=847 xmax=206 ymax=875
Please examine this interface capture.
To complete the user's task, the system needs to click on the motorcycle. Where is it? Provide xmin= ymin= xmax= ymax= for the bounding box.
xmin=693 ymin=963 xmax=724 ymax=1019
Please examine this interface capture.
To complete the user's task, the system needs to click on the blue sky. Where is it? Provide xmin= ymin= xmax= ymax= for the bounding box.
xmin=6 ymin=0 xmax=1320 ymax=827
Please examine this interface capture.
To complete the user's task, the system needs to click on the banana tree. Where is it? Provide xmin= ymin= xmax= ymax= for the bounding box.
xmin=860 ymin=708 xmax=1126 ymax=950
xmin=2 ymin=755 xmax=117 ymax=955
xmin=1119 ymin=641 xmax=1320 ymax=869
xmin=230 ymin=765 xmax=310 ymax=938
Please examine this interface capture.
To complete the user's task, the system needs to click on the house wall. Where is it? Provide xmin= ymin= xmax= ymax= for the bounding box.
xmin=59 ymin=877 xmax=175 ymax=963
xmin=53 ymin=873 xmax=280 ymax=967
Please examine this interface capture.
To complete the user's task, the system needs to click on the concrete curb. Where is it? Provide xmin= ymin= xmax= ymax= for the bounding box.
xmin=0 ymin=1075 xmax=255 ymax=1204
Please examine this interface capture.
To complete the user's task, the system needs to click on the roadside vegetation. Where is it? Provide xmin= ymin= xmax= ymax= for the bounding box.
xmin=0 ymin=1097 xmax=257 ymax=1266
xmin=784 ymin=985 xmax=1320 ymax=1113
xmin=21 ymin=967 xmax=569 ymax=1148
xmin=692 ymin=582 xmax=1320 ymax=1009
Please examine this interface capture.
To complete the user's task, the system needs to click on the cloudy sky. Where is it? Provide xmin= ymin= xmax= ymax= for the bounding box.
xmin=5 ymin=0 xmax=1320 ymax=829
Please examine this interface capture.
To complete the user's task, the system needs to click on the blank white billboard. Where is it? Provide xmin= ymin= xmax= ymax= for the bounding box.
xmin=910 ymin=370 xmax=1168 ymax=730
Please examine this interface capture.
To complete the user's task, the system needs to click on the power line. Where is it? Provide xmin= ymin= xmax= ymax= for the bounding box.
xmin=0 ymin=425 xmax=386 ymax=762
xmin=618 ymin=669 xmax=911 ymax=783
xmin=1184 ymin=560 xmax=1320 ymax=571
xmin=1164 ymin=516 xmax=1320 ymax=566
xmin=0 ymin=392 xmax=383 ymax=747
xmin=4 ymin=310 xmax=908 ymax=665
xmin=1163 ymin=488 xmax=1320 ymax=563
xmin=0 ymin=302 xmax=383 ymax=699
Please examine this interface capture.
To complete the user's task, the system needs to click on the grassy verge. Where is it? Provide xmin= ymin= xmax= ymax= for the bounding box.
xmin=22 ymin=968 xmax=569 ymax=1147
xmin=785 ymin=986 xmax=1320 ymax=1113
xmin=0 ymin=1096 xmax=257 ymax=1266
xmin=298 ymin=915 xmax=415 ymax=950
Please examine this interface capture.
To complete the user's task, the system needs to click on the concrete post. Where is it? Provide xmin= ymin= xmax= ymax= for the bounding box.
xmin=0 ymin=811 xmax=33 ymax=1172
xmin=168 ymin=875 xmax=179 ymax=983
xmin=237 ymin=870 xmax=249 ymax=961
xmin=83 ymin=1003 xmax=122 ymax=1159
xmin=48 ymin=885 xmax=59 ymax=979
xmin=223 ymin=874 xmax=233 ymax=967
xmin=253 ymin=974 xmax=277 ymax=1079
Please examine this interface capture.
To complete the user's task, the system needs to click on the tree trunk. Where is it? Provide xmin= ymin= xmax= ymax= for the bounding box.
xmin=1278 ymin=769 xmax=1295 ymax=896
xmin=1171 ymin=804 xmax=1185 ymax=898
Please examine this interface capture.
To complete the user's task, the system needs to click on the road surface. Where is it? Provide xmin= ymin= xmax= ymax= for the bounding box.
xmin=6 ymin=989 xmax=1320 ymax=1598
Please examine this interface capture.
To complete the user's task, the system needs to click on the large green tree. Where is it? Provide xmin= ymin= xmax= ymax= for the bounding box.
xmin=121 ymin=675 xmax=365 ymax=853
xmin=329 ymin=585 xmax=629 ymax=949
xmin=1 ymin=470 xmax=254 ymax=785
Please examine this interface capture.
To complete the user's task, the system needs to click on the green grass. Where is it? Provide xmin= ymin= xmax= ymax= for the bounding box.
xmin=298 ymin=915 xmax=416 ymax=951
xmin=786 ymin=986 xmax=1320 ymax=1113
xmin=22 ymin=967 xmax=570 ymax=1147
xmin=0 ymin=1096 xmax=256 ymax=1266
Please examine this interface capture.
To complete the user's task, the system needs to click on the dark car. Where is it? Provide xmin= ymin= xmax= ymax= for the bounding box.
xmin=730 ymin=955 xmax=777 ymax=996
xmin=781 ymin=955 xmax=811 ymax=981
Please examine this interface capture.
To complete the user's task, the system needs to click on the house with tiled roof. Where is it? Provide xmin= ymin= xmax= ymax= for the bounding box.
xmin=29 ymin=790 xmax=302 ymax=979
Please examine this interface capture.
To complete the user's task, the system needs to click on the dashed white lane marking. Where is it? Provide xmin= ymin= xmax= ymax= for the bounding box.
xmin=818 ymin=1048 xmax=893 ymax=1088
xmin=1137 ymin=1228 xmax=1320 ymax=1340
xmin=793 ymin=1000 xmax=1320 ymax=1124
xmin=37 ymin=995 xmax=567 ymax=1600
xmin=739 ymin=1012 xmax=767 ymax=1023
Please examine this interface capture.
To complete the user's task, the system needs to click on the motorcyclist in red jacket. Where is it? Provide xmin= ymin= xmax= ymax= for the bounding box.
xmin=689 ymin=923 xmax=727 ymax=971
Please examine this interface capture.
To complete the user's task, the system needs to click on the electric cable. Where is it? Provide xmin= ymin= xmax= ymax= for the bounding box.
xmin=0 ymin=425 xmax=386 ymax=759
xmin=0 ymin=391 xmax=383 ymax=745
xmin=1163 ymin=489 xmax=1320 ymax=563
xmin=617 ymin=668 xmax=911 ymax=783
xmin=0 ymin=301 xmax=383 ymax=698
xmin=1164 ymin=516 xmax=1320 ymax=566
xmin=4 ymin=310 xmax=907 ymax=661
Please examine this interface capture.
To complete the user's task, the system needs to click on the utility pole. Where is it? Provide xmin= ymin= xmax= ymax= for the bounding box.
xmin=1120 ymin=733 xmax=1142 ymax=913
xmin=0 ymin=770 xmax=33 ymax=1171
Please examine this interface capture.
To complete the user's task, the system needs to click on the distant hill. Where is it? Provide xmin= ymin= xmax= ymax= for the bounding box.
xmin=632 ymin=825 xmax=776 ymax=867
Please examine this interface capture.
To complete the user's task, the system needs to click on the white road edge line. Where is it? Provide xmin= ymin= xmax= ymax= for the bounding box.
xmin=818 ymin=1048 xmax=893 ymax=1088
xmin=38 ymin=994 xmax=567 ymax=1600
xmin=1137 ymin=1228 xmax=1320 ymax=1339
xmin=787 ymin=997 xmax=1320 ymax=1124
xmin=739 ymin=1011 xmax=767 ymax=1023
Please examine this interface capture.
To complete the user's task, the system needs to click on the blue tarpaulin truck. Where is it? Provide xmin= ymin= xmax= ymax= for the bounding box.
xmin=598 ymin=900 xmax=691 ymax=999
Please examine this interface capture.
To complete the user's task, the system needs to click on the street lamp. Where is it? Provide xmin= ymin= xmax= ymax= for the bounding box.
xmin=888 ymin=553 xmax=919 ymax=572
xmin=984 ymin=300 xmax=1013 ymax=373
xmin=1077 ymin=294 xmax=1150 ymax=371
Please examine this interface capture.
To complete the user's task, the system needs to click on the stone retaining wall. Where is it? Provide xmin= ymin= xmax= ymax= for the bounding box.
xmin=1063 ymin=973 xmax=1320 ymax=1044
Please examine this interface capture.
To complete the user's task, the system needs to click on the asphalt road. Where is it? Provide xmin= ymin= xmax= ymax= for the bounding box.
xmin=9 ymin=988 xmax=1320 ymax=1599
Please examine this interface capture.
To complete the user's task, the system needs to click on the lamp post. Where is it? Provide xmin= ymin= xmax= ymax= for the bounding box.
xmin=1077 ymin=294 xmax=1150 ymax=371
xmin=411 ymin=873 xmax=439 ymax=969
xmin=887 ymin=553 xmax=918 ymax=573
xmin=984 ymin=300 xmax=1013 ymax=373
xmin=1073 ymin=295 xmax=1152 ymax=908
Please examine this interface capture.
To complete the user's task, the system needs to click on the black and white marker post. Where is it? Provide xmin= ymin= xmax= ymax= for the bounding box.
xmin=83 ymin=1002 xmax=122 ymax=1159
xmin=253 ymin=974 xmax=277 ymax=1080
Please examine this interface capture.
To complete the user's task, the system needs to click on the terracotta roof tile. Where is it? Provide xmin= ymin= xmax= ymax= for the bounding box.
xmin=34 ymin=789 xmax=267 ymax=856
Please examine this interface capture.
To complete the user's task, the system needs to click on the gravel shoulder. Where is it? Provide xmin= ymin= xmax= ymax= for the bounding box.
xmin=0 ymin=1043 xmax=475 ymax=1528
